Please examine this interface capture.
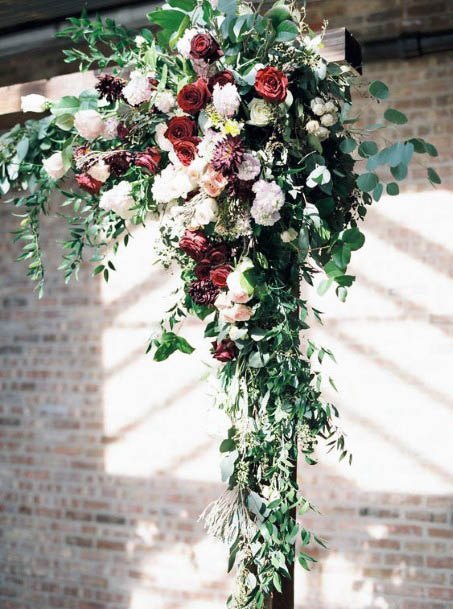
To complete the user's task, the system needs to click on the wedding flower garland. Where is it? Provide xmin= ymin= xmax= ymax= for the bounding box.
xmin=0 ymin=1 xmax=441 ymax=606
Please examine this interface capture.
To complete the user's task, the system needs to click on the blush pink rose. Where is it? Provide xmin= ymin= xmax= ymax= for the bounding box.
xmin=222 ymin=304 xmax=253 ymax=323
xmin=227 ymin=271 xmax=253 ymax=304
xmin=200 ymin=164 xmax=228 ymax=197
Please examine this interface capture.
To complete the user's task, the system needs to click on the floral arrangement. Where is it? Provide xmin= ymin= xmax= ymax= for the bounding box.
xmin=0 ymin=0 xmax=441 ymax=606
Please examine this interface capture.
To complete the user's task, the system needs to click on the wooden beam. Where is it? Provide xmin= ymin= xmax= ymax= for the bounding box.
xmin=0 ymin=27 xmax=361 ymax=131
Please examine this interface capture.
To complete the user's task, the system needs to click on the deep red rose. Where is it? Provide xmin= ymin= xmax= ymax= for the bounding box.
xmin=134 ymin=147 xmax=161 ymax=174
xmin=75 ymin=173 xmax=103 ymax=194
xmin=212 ymin=339 xmax=238 ymax=362
xmin=254 ymin=66 xmax=288 ymax=103
xmin=208 ymin=70 xmax=235 ymax=92
xmin=210 ymin=264 xmax=232 ymax=288
xmin=190 ymin=33 xmax=223 ymax=63
xmin=173 ymin=137 xmax=200 ymax=166
xmin=177 ymin=78 xmax=211 ymax=114
xmin=179 ymin=230 xmax=210 ymax=261
xmin=164 ymin=116 xmax=197 ymax=144
xmin=207 ymin=245 xmax=230 ymax=266
xmin=194 ymin=260 xmax=211 ymax=281
xmin=117 ymin=123 xmax=130 ymax=140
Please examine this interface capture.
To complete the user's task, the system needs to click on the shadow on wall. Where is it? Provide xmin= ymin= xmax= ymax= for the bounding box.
xmin=0 ymin=184 xmax=452 ymax=609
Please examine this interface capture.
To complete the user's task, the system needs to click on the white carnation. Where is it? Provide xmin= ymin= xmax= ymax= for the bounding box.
xmin=310 ymin=97 xmax=326 ymax=116
xmin=248 ymin=98 xmax=272 ymax=126
xmin=21 ymin=94 xmax=48 ymax=113
xmin=251 ymin=179 xmax=285 ymax=226
xmin=99 ymin=181 xmax=135 ymax=219
xmin=87 ymin=160 xmax=110 ymax=183
xmin=320 ymin=112 xmax=337 ymax=127
xmin=237 ymin=153 xmax=261 ymax=181
xmin=154 ymin=90 xmax=176 ymax=114
xmin=212 ymin=83 xmax=241 ymax=118
xmin=176 ymin=28 xmax=198 ymax=58
xmin=188 ymin=195 xmax=218 ymax=229
xmin=155 ymin=123 xmax=173 ymax=152
xmin=123 ymin=73 xmax=152 ymax=106
xmin=151 ymin=164 xmax=193 ymax=204
xmin=74 ymin=110 xmax=105 ymax=140
xmin=42 ymin=152 xmax=66 ymax=180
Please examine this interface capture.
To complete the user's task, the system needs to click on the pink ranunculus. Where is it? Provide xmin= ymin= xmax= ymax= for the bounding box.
xmin=222 ymin=304 xmax=253 ymax=323
xmin=200 ymin=164 xmax=228 ymax=197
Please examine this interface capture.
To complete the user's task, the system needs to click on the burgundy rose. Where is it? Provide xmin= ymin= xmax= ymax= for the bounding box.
xmin=194 ymin=260 xmax=211 ymax=281
xmin=179 ymin=230 xmax=210 ymax=261
xmin=117 ymin=123 xmax=130 ymax=140
xmin=164 ymin=116 xmax=197 ymax=144
xmin=254 ymin=66 xmax=288 ymax=104
xmin=210 ymin=264 xmax=232 ymax=288
xmin=190 ymin=33 xmax=223 ymax=63
xmin=177 ymin=78 xmax=211 ymax=114
xmin=212 ymin=339 xmax=238 ymax=362
xmin=75 ymin=173 xmax=103 ymax=194
xmin=134 ymin=147 xmax=161 ymax=174
xmin=173 ymin=137 xmax=200 ymax=166
xmin=208 ymin=70 xmax=235 ymax=92
xmin=207 ymin=245 xmax=230 ymax=266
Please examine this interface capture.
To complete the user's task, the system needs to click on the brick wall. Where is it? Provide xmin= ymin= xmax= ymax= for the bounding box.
xmin=1 ymin=2 xmax=453 ymax=608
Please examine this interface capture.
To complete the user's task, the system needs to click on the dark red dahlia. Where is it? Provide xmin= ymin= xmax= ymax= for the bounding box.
xmin=105 ymin=151 xmax=134 ymax=176
xmin=212 ymin=339 xmax=238 ymax=362
xmin=211 ymin=136 xmax=245 ymax=176
xmin=179 ymin=230 xmax=210 ymax=261
xmin=134 ymin=147 xmax=161 ymax=174
xmin=75 ymin=173 xmax=103 ymax=194
xmin=188 ymin=279 xmax=219 ymax=306
xmin=95 ymin=74 xmax=125 ymax=103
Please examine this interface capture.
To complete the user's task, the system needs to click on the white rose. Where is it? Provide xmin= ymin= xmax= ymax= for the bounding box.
xmin=229 ymin=326 xmax=248 ymax=341
xmin=189 ymin=197 xmax=218 ymax=229
xmin=248 ymin=98 xmax=272 ymax=126
xmin=99 ymin=181 xmax=135 ymax=220
xmin=305 ymin=119 xmax=321 ymax=135
xmin=74 ymin=110 xmax=104 ymax=140
xmin=324 ymin=100 xmax=337 ymax=114
xmin=42 ymin=152 xmax=66 ymax=180
xmin=318 ymin=126 xmax=330 ymax=141
xmin=87 ymin=160 xmax=110 ymax=183
xmin=21 ymin=94 xmax=48 ymax=113
xmin=281 ymin=228 xmax=298 ymax=243
xmin=320 ymin=113 xmax=337 ymax=127
xmin=310 ymin=97 xmax=326 ymax=116
xmin=155 ymin=123 xmax=173 ymax=152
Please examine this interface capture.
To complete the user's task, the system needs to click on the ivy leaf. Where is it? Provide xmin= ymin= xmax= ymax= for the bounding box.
xmin=342 ymin=227 xmax=365 ymax=250
xmin=368 ymin=80 xmax=389 ymax=100
xmin=384 ymin=108 xmax=408 ymax=125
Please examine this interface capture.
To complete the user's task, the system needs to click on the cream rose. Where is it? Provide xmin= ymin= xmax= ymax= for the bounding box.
xmin=248 ymin=98 xmax=272 ymax=126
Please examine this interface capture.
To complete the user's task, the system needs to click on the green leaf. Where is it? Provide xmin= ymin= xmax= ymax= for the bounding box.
xmin=373 ymin=182 xmax=384 ymax=202
xmin=357 ymin=172 xmax=379 ymax=192
xmin=275 ymin=20 xmax=299 ymax=42
xmin=248 ymin=351 xmax=270 ymax=368
xmin=218 ymin=0 xmax=237 ymax=16
xmin=264 ymin=4 xmax=292 ymax=25
xmin=167 ymin=0 xmax=196 ymax=10
xmin=219 ymin=438 xmax=235 ymax=453
xmin=147 ymin=9 xmax=187 ymax=31
xmin=16 ymin=137 xmax=29 ymax=161
xmin=332 ymin=243 xmax=351 ymax=272
xmin=342 ymin=227 xmax=365 ymax=251
xmin=340 ymin=137 xmax=357 ymax=153
xmin=368 ymin=80 xmax=390 ymax=100
xmin=384 ymin=108 xmax=408 ymax=125
xmin=390 ymin=163 xmax=408 ymax=181
xmin=386 ymin=182 xmax=400 ymax=196
xmin=358 ymin=140 xmax=378 ymax=158
xmin=50 ymin=96 xmax=80 ymax=117
xmin=220 ymin=450 xmax=238 ymax=482
xmin=317 ymin=278 xmax=333 ymax=296
xmin=428 ymin=167 xmax=441 ymax=185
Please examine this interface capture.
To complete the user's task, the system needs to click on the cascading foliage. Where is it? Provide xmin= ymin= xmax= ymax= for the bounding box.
xmin=0 ymin=0 xmax=441 ymax=606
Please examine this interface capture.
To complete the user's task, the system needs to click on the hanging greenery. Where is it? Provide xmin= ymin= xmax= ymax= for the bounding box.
xmin=0 ymin=0 xmax=441 ymax=607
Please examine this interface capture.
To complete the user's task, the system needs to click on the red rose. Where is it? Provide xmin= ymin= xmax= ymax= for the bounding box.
xmin=208 ymin=70 xmax=235 ymax=92
xmin=75 ymin=173 xmax=103 ymax=194
xmin=134 ymin=147 xmax=161 ymax=173
xmin=210 ymin=264 xmax=232 ymax=288
xmin=173 ymin=137 xmax=200 ymax=166
xmin=179 ymin=230 xmax=210 ymax=261
xmin=194 ymin=260 xmax=211 ymax=281
xmin=207 ymin=245 xmax=230 ymax=266
xmin=254 ymin=66 xmax=288 ymax=103
xmin=212 ymin=339 xmax=238 ymax=362
xmin=177 ymin=78 xmax=211 ymax=114
xmin=190 ymin=33 xmax=223 ymax=63
xmin=164 ymin=116 xmax=197 ymax=144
